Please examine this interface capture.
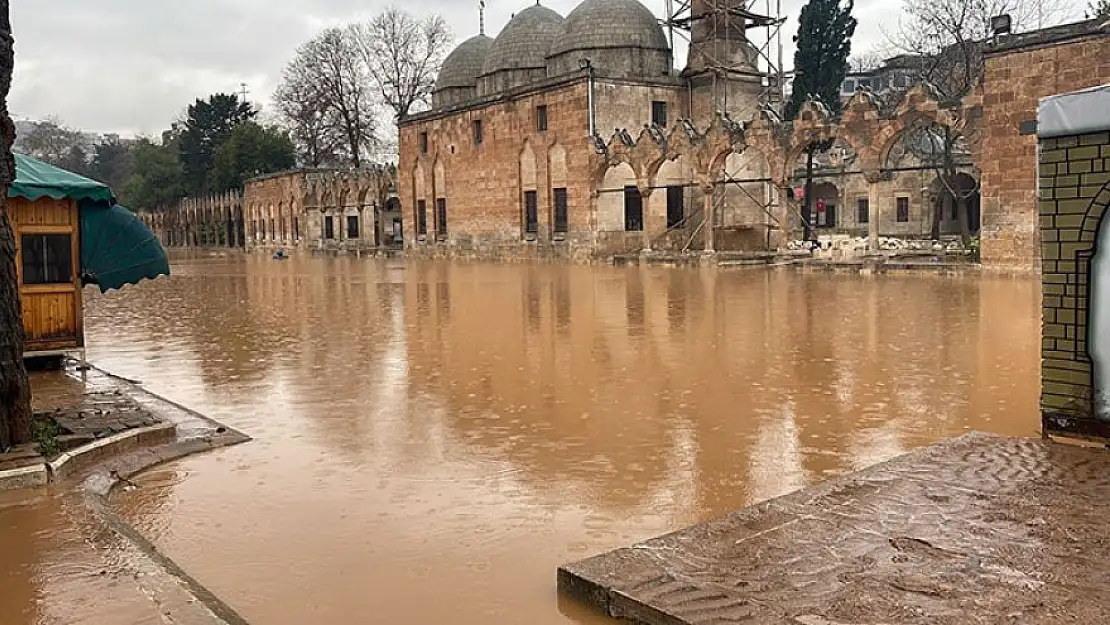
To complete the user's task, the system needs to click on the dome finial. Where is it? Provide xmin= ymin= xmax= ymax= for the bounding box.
xmin=479 ymin=1 xmax=486 ymax=36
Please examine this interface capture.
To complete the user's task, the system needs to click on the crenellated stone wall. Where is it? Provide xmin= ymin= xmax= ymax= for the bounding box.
xmin=140 ymin=192 xmax=244 ymax=249
xmin=141 ymin=167 xmax=401 ymax=253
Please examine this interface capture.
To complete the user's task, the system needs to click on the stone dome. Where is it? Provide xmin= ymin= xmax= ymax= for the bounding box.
xmin=434 ymin=34 xmax=493 ymax=92
xmin=549 ymin=0 xmax=669 ymax=57
xmin=482 ymin=4 xmax=565 ymax=75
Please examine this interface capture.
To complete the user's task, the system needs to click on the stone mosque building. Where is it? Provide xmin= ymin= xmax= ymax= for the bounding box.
xmin=398 ymin=0 xmax=777 ymax=260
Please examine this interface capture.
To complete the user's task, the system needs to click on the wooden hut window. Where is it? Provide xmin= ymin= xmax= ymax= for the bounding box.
xmin=21 ymin=234 xmax=72 ymax=285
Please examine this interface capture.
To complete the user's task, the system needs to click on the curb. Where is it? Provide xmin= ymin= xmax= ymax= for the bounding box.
xmin=0 ymin=463 xmax=48 ymax=490
xmin=49 ymin=422 xmax=178 ymax=481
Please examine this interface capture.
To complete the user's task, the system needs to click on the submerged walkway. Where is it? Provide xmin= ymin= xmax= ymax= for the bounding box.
xmin=560 ymin=432 xmax=1110 ymax=624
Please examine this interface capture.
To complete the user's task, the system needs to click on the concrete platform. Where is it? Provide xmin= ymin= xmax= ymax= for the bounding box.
xmin=559 ymin=432 xmax=1110 ymax=625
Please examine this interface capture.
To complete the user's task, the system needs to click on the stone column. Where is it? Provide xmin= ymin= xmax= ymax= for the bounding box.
xmin=770 ymin=183 xmax=791 ymax=250
xmin=702 ymin=185 xmax=715 ymax=253
xmin=865 ymin=171 xmax=882 ymax=254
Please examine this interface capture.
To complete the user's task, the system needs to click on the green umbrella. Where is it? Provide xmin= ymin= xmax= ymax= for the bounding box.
xmin=79 ymin=202 xmax=170 ymax=293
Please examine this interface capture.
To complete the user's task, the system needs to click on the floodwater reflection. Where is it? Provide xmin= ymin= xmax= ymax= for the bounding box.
xmin=71 ymin=251 xmax=1041 ymax=624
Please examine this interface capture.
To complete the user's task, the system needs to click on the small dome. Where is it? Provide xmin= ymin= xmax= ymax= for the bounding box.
xmin=435 ymin=35 xmax=493 ymax=91
xmin=482 ymin=4 xmax=565 ymax=75
xmin=550 ymin=0 xmax=668 ymax=57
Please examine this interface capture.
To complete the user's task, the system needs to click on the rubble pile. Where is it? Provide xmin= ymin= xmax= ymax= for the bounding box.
xmin=783 ymin=237 xmax=969 ymax=254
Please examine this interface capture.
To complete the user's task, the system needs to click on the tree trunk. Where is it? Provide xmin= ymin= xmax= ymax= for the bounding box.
xmin=930 ymin=194 xmax=943 ymax=241
xmin=956 ymin=197 xmax=971 ymax=245
xmin=0 ymin=1 xmax=33 ymax=451
xmin=802 ymin=148 xmax=814 ymax=243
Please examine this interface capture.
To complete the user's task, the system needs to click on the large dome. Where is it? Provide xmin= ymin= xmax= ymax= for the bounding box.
xmin=434 ymin=34 xmax=493 ymax=92
xmin=482 ymin=4 xmax=565 ymax=75
xmin=549 ymin=0 xmax=668 ymax=57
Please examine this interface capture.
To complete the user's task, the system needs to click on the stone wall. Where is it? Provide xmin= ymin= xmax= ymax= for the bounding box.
xmin=242 ymin=167 xmax=398 ymax=252
xmin=140 ymin=192 xmax=243 ymax=249
xmin=981 ymin=20 xmax=1110 ymax=269
xmin=145 ymin=167 xmax=400 ymax=253
xmin=808 ymin=166 xmax=973 ymax=239
xmin=399 ymin=78 xmax=603 ymax=260
xmin=1038 ymin=130 xmax=1110 ymax=439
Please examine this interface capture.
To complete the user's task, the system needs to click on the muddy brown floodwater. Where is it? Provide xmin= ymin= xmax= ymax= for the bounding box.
xmin=3 ymin=251 xmax=1043 ymax=624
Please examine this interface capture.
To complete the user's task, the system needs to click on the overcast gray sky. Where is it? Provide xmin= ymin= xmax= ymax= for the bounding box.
xmin=9 ymin=0 xmax=1083 ymax=136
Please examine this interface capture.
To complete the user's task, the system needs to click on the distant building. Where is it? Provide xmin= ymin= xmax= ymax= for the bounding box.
xmin=840 ymin=55 xmax=926 ymax=97
xmin=398 ymin=0 xmax=775 ymax=260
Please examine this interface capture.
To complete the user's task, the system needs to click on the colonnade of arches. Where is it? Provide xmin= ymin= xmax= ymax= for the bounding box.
xmin=590 ymin=84 xmax=983 ymax=251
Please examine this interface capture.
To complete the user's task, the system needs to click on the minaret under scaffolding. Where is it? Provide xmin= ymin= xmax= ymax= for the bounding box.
xmin=669 ymin=0 xmax=784 ymax=125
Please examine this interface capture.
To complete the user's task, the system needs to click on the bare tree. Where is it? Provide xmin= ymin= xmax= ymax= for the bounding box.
xmin=889 ymin=0 xmax=1070 ymax=102
xmin=349 ymin=8 xmax=451 ymax=120
xmin=0 ymin=0 xmax=33 ymax=450
xmin=15 ymin=117 xmax=87 ymax=167
xmin=850 ymin=49 xmax=888 ymax=73
xmin=885 ymin=0 xmax=1069 ymax=242
xmin=285 ymin=28 xmax=378 ymax=169
xmin=273 ymin=59 xmax=346 ymax=168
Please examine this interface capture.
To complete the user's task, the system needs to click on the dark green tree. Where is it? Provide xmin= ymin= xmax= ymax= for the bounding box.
xmin=179 ymin=93 xmax=255 ymax=194
xmin=58 ymin=144 xmax=90 ymax=177
xmin=120 ymin=137 xmax=185 ymax=211
xmin=209 ymin=122 xmax=296 ymax=191
xmin=1091 ymin=0 xmax=1110 ymax=17
xmin=787 ymin=0 xmax=856 ymax=243
xmin=88 ymin=137 xmax=135 ymax=193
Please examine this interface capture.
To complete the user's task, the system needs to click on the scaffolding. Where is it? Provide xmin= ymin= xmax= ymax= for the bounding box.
xmin=661 ymin=0 xmax=790 ymax=251
xmin=664 ymin=0 xmax=787 ymax=115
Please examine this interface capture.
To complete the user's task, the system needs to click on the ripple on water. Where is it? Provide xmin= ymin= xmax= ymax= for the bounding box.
xmin=67 ymin=254 xmax=1043 ymax=624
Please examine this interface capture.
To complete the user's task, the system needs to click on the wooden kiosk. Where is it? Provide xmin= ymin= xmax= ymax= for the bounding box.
xmin=11 ymin=194 xmax=84 ymax=356
xmin=9 ymin=153 xmax=169 ymax=360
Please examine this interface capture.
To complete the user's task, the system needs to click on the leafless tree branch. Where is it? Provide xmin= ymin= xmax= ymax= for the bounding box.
xmin=349 ymin=7 xmax=452 ymax=120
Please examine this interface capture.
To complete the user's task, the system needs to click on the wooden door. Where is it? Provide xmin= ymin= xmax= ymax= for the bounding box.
xmin=11 ymin=198 xmax=82 ymax=354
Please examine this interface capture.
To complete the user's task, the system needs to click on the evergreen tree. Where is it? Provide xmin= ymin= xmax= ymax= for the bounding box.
xmin=179 ymin=93 xmax=255 ymax=194
xmin=120 ymin=138 xmax=185 ymax=211
xmin=787 ymin=0 xmax=856 ymax=242
xmin=209 ymin=122 xmax=296 ymax=191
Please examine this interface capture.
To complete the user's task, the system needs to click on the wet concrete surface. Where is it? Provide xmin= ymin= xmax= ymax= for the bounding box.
xmin=560 ymin=432 xmax=1110 ymax=624
xmin=2 ymin=251 xmax=1045 ymax=624
xmin=0 ymin=486 xmax=167 ymax=625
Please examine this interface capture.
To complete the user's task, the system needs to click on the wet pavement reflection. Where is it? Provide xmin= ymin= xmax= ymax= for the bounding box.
xmin=4 ymin=251 xmax=1042 ymax=624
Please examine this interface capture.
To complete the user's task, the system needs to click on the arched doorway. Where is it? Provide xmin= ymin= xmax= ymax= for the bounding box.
xmin=811 ymin=182 xmax=840 ymax=231
xmin=1090 ymin=188 xmax=1110 ymax=418
xmin=383 ymin=197 xmax=403 ymax=248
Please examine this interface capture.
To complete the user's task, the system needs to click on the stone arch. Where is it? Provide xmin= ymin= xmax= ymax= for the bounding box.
xmin=652 ymin=154 xmax=694 ymax=232
xmin=927 ymin=171 xmax=981 ymax=235
xmin=413 ymin=162 xmax=427 ymax=201
xmin=549 ymin=143 xmax=568 ymax=189
xmin=598 ymin=163 xmax=637 ymax=232
xmin=810 ymin=181 xmax=841 ymax=230
xmin=1084 ymin=183 xmax=1110 ymax=415
xmin=520 ymin=140 xmax=537 ymax=191
xmin=875 ymin=113 xmax=959 ymax=174
xmin=433 ymin=158 xmax=446 ymax=200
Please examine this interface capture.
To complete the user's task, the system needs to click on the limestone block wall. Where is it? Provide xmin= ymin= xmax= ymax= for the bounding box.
xmin=981 ymin=23 xmax=1110 ymax=269
xmin=401 ymin=77 xmax=670 ymax=260
xmin=1039 ymin=130 xmax=1110 ymax=438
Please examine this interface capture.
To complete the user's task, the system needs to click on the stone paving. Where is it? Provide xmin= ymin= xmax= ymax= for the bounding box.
xmin=0 ymin=368 xmax=251 ymax=625
xmin=559 ymin=432 xmax=1110 ymax=625
xmin=0 ymin=372 xmax=166 ymax=480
